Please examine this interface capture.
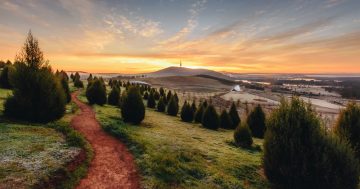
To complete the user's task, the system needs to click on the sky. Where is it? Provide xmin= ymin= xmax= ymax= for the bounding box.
xmin=0 ymin=0 xmax=359 ymax=74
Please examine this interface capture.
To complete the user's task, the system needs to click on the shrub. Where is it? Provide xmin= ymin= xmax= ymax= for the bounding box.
xmin=334 ymin=102 xmax=360 ymax=158
xmin=167 ymin=96 xmax=179 ymax=116
xmin=180 ymin=101 xmax=194 ymax=122
xmin=173 ymin=93 xmax=179 ymax=103
xmin=247 ymin=104 xmax=266 ymax=138
xmin=157 ymin=97 xmax=166 ymax=112
xmin=234 ymin=123 xmax=253 ymax=148
xmin=147 ymin=92 xmax=156 ymax=108
xmin=87 ymin=73 xmax=93 ymax=82
xmin=86 ymin=79 xmax=107 ymax=105
xmin=121 ymin=86 xmax=145 ymax=124
xmin=220 ymin=110 xmax=233 ymax=129
xmin=143 ymin=91 xmax=149 ymax=100
xmin=0 ymin=65 xmax=13 ymax=89
xmin=202 ymin=105 xmax=219 ymax=130
xmin=264 ymin=97 xmax=360 ymax=189
xmin=229 ymin=102 xmax=240 ymax=129
xmin=107 ymin=87 xmax=120 ymax=105
xmin=194 ymin=104 xmax=205 ymax=123
xmin=4 ymin=31 xmax=66 ymax=122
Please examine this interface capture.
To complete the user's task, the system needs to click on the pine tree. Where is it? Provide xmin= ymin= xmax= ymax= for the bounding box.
xmin=202 ymin=105 xmax=220 ymax=130
xmin=147 ymin=92 xmax=156 ymax=108
xmin=229 ymin=102 xmax=240 ymax=129
xmin=4 ymin=31 xmax=66 ymax=122
xmin=264 ymin=97 xmax=360 ymax=189
xmin=247 ymin=104 xmax=266 ymax=138
xmin=167 ymin=96 xmax=179 ymax=116
xmin=87 ymin=73 xmax=93 ymax=82
xmin=108 ymin=86 xmax=120 ymax=105
xmin=220 ymin=110 xmax=233 ymax=129
xmin=157 ymin=97 xmax=166 ymax=112
xmin=194 ymin=103 xmax=205 ymax=123
xmin=86 ymin=79 xmax=107 ymax=105
xmin=190 ymin=100 xmax=197 ymax=114
xmin=181 ymin=101 xmax=194 ymax=122
xmin=166 ymin=90 xmax=172 ymax=102
xmin=334 ymin=102 xmax=360 ymax=158
xmin=143 ymin=91 xmax=149 ymax=100
xmin=121 ymin=86 xmax=145 ymax=124
xmin=234 ymin=123 xmax=253 ymax=148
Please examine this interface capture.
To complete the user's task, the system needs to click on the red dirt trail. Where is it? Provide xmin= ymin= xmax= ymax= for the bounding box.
xmin=70 ymin=92 xmax=140 ymax=189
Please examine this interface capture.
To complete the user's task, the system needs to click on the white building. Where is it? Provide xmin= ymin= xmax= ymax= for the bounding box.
xmin=232 ymin=85 xmax=242 ymax=92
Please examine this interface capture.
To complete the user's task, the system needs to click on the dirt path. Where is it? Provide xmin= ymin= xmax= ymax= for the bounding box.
xmin=70 ymin=92 xmax=140 ymax=189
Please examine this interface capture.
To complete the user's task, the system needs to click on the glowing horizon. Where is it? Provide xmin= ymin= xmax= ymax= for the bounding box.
xmin=0 ymin=0 xmax=359 ymax=74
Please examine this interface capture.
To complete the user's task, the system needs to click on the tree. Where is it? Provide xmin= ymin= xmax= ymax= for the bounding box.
xmin=167 ymin=96 xmax=179 ymax=116
xmin=143 ymin=91 xmax=149 ymax=100
xmin=166 ymin=90 xmax=172 ymax=102
xmin=147 ymin=92 xmax=156 ymax=108
xmin=74 ymin=77 xmax=84 ymax=88
xmin=334 ymin=102 xmax=360 ymax=158
xmin=4 ymin=31 xmax=66 ymax=122
xmin=87 ymin=73 xmax=93 ymax=82
xmin=202 ymin=105 xmax=220 ymax=130
xmin=60 ymin=76 xmax=71 ymax=103
xmin=264 ymin=97 xmax=360 ymax=189
xmin=157 ymin=97 xmax=166 ymax=112
xmin=234 ymin=123 xmax=253 ymax=148
xmin=108 ymin=86 xmax=120 ymax=106
xmin=173 ymin=92 xmax=179 ymax=103
xmin=220 ymin=110 xmax=233 ymax=129
xmin=190 ymin=100 xmax=197 ymax=115
xmin=0 ymin=65 xmax=13 ymax=89
xmin=229 ymin=102 xmax=240 ymax=129
xmin=121 ymin=86 xmax=145 ymax=124
xmin=194 ymin=103 xmax=205 ymax=123
xmin=180 ymin=101 xmax=193 ymax=122
xmin=153 ymin=91 xmax=160 ymax=100
xmin=86 ymin=79 xmax=107 ymax=105
xmin=159 ymin=87 xmax=165 ymax=97
xmin=247 ymin=104 xmax=266 ymax=138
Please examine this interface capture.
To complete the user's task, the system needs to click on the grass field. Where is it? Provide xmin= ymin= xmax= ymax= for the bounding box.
xmin=78 ymin=90 xmax=268 ymax=188
xmin=0 ymin=88 xmax=84 ymax=189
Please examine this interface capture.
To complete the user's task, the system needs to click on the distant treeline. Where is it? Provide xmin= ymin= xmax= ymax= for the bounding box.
xmin=273 ymin=79 xmax=335 ymax=86
xmin=325 ymin=80 xmax=360 ymax=99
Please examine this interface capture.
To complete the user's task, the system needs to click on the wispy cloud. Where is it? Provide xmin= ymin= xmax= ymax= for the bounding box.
xmin=104 ymin=11 xmax=163 ymax=38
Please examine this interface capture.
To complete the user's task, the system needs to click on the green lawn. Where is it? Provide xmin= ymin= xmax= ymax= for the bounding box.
xmin=79 ymin=89 xmax=268 ymax=188
xmin=0 ymin=88 xmax=83 ymax=188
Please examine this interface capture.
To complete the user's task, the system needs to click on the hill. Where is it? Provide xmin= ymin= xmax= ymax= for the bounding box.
xmin=146 ymin=66 xmax=233 ymax=80
xmin=139 ymin=75 xmax=233 ymax=92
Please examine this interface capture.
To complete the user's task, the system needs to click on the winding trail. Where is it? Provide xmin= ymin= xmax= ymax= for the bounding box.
xmin=70 ymin=92 xmax=140 ymax=189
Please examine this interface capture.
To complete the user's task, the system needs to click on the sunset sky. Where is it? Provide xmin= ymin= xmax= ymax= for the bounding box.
xmin=0 ymin=0 xmax=359 ymax=74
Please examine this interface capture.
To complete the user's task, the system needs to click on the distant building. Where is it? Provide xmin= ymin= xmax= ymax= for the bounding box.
xmin=232 ymin=85 xmax=242 ymax=92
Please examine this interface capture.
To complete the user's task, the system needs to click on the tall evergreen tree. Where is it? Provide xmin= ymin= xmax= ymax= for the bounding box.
xmin=4 ymin=31 xmax=66 ymax=122
xmin=229 ymin=102 xmax=240 ymax=129
xmin=264 ymin=97 xmax=360 ymax=189
xmin=247 ymin=104 xmax=266 ymax=138
xmin=0 ymin=65 xmax=13 ymax=89
xmin=157 ymin=96 xmax=166 ymax=112
xmin=167 ymin=96 xmax=179 ymax=116
xmin=108 ymin=86 xmax=120 ymax=105
xmin=121 ymin=86 xmax=145 ymax=124
xmin=334 ymin=102 xmax=360 ymax=158
xmin=86 ymin=79 xmax=107 ymax=105
xmin=147 ymin=92 xmax=156 ymax=108
xmin=202 ymin=105 xmax=220 ymax=130
xmin=181 ymin=101 xmax=194 ymax=122
xmin=220 ymin=110 xmax=233 ymax=129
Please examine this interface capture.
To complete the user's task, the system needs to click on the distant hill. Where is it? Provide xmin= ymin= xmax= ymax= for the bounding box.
xmin=146 ymin=66 xmax=233 ymax=80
